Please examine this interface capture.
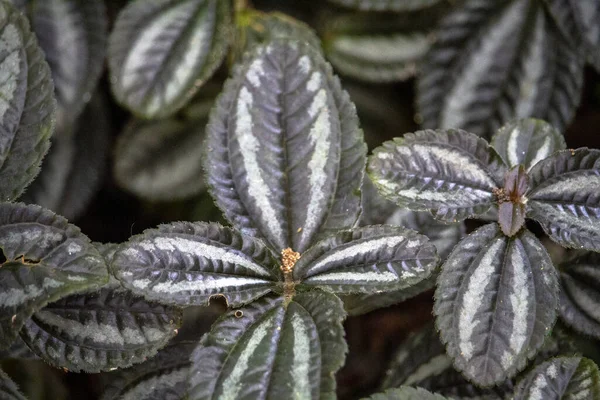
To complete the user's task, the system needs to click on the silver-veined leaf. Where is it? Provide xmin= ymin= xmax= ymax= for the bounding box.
xmin=188 ymin=291 xmax=347 ymax=399
xmin=434 ymin=223 xmax=559 ymax=386
xmin=11 ymin=0 xmax=107 ymax=131
xmin=368 ymin=129 xmax=506 ymax=223
xmin=0 ymin=369 xmax=26 ymax=400
xmin=112 ymin=221 xmax=280 ymax=308
xmin=20 ymin=285 xmax=182 ymax=373
xmin=20 ymin=94 xmax=109 ymax=220
xmin=512 ymin=356 xmax=600 ymax=400
xmin=108 ymin=0 xmax=232 ymax=118
xmin=0 ymin=203 xmax=108 ymax=348
xmin=294 ymin=225 xmax=438 ymax=295
xmin=491 ymin=118 xmax=566 ymax=171
xmin=0 ymin=1 xmax=55 ymax=202
xmin=527 ymin=148 xmax=600 ymax=251
xmin=364 ymin=387 xmax=449 ymax=400
xmin=417 ymin=0 xmax=584 ymax=139
xmin=100 ymin=341 xmax=196 ymax=400
xmin=327 ymin=0 xmax=444 ymax=12
xmin=206 ymin=39 xmax=366 ymax=253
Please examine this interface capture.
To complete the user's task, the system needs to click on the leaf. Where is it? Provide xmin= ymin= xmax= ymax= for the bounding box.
xmin=0 ymin=1 xmax=55 ymax=202
xmin=20 ymin=93 xmax=109 ymax=220
xmin=108 ymin=0 xmax=232 ymax=118
xmin=498 ymin=165 xmax=529 ymax=237
xmin=364 ymin=387 xmax=449 ymax=400
xmin=12 ymin=0 xmax=107 ymax=130
xmin=0 ymin=369 xmax=26 ymax=400
xmin=294 ymin=225 xmax=439 ymax=295
xmin=188 ymin=291 xmax=347 ymax=399
xmin=327 ymin=0 xmax=444 ymax=12
xmin=100 ymin=341 xmax=196 ymax=400
xmin=0 ymin=336 xmax=37 ymax=360
xmin=0 ymin=203 xmax=108 ymax=348
xmin=417 ymin=0 xmax=584 ymax=138
xmin=527 ymin=148 xmax=600 ymax=251
xmin=368 ymin=129 xmax=506 ymax=223
xmin=112 ymin=221 xmax=280 ymax=308
xmin=206 ymin=39 xmax=366 ymax=253
xmin=434 ymin=223 xmax=559 ymax=386
xmin=512 ymin=356 xmax=600 ymax=399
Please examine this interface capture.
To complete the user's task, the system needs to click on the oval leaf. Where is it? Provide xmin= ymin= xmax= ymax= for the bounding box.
xmin=0 ymin=1 xmax=55 ymax=202
xmin=206 ymin=39 xmax=366 ymax=253
xmin=365 ymin=387 xmax=449 ymax=400
xmin=434 ymin=223 xmax=559 ymax=386
xmin=327 ymin=0 xmax=444 ymax=11
xmin=527 ymin=148 xmax=600 ymax=251
xmin=112 ymin=221 xmax=280 ymax=308
xmin=188 ymin=291 xmax=347 ymax=399
xmin=0 ymin=203 xmax=108 ymax=348
xmin=368 ymin=129 xmax=506 ymax=223
xmin=294 ymin=225 xmax=439 ymax=295
xmin=491 ymin=119 xmax=566 ymax=170
xmin=513 ymin=356 xmax=600 ymax=399
xmin=0 ymin=369 xmax=26 ymax=400
xmin=108 ymin=0 xmax=231 ymax=118
xmin=417 ymin=0 xmax=584 ymax=138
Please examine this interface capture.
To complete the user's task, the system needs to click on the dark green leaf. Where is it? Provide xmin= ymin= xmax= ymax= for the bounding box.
xmin=364 ymin=387 xmax=449 ymax=400
xmin=527 ymin=149 xmax=600 ymax=251
xmin=0 ymin=1 xmax=55 ymax=202
xmin=206 ymin=39 xmax=365 ymax=253
xmin=434 ymin=223 xmax=559 ymax=386
xmin=108 ymin=0 xmax=232 ymax=118
xmin=491 ymin=119 xmax=566 ymax=170
xmin=188 ymin=291 xmax=347 ymax=399
xmin=294 ymin=225 xmax=439 ymax=295
xmin=0 ymin=337 xmax=37 ymax=360
xmin=327 ymin=0 xmax=444 ymax=12
xmin=0 ymin=203 xmax=108 ymax=348
xmin=0 ymin=369 xmax=26 ymax=400
xmin=112 ymin=221 xmax=280 ymax=308
xmin=368 ymin=129 xmax=506 ymax=222
xmin=513 ymin=356 xmax=600 ymax=399
xmin=417 ymin=0 xmax=584 ymax=138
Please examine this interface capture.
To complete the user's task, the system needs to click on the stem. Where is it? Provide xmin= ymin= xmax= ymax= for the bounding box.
xmin=235 ymin=0 xmax=250 ymax=13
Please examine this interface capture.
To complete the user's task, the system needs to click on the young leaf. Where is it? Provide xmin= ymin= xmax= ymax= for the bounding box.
xmin=112 ymin=221 xmax=280 ymax=308
xmin=0 ymin=369 xmax=26 ymax=400
xmin=12 ymin=0 xmax=107 ymax=130
xmin=527 ymin=149 xmax=600 ymax=251
xmin=108 ymin=0 xmax=232 ymax=118
xmin=512 ymin=356 xmax=600 ymax=399
xmin=498 ymin=165 xmax=529 ymax=237
xmin=206 ymin=39 xmax=365 ymax=253
xmin=0 ymin=203 xmax=108 ymax=348
xmin=327 ymin=0 xmax=444 ymax=12
xmin=364 ymin=387 xmax=449 ymax=400
xmin=0 ymin=1 xmax=55 ymax=202
xmin=434 ymin=223 xmax=559 ymax=386
xmin=491 ymin=119 xmax=566 ymax=170
xmin=368 ymin=129 xmax=506 ymax=222
xmin=188 ymin=291 xmax=347 ymax=399
xmin=417 ymin=0 xmax=584 ymax=138
xmin=294 ymin=225 xmax=439 ymax=295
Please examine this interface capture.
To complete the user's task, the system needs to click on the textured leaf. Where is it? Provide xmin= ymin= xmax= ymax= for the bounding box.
xmin=108 ymin=0 xmax=232 ymax=118
xmin=513 ymin=356 xmax=600 ymax=400
xmin=368 ymin=129 xmax=506 ymax=222
xmin=417 ymin=0 xmax=584 ymax=138
xmin=498 ymin=165 xmax=529 ymax=237
xmin=206 ymin=39 xmax=366 ymax=253
xmin=434 ymin=223 xmax=559 ymax=386
xmin=112 ymin=221 xmax=280 ymax=308
xmin=491 ymin=119 xmax=566 ymax=170
xmin=327 ymin=0 xmax=444 ymax=12
xmin=364 ymin=387 xmax=449 ymax=400
xmin=0 ymin=369 xmax=26 ymax=400
xmin=294 ymin=225 xmax=439 ymax=295
xmin=12 ymin=0 xmax=107 ymax=130
xmin=527 ymin=149 xmax=600 ymax=251
xmin=20 ymin=94 xmax=109 ymax=219
xmin=188 ymin=291 xmax=347 ymax=399
xmin=0 ymin=203 xmax=108 ymax=348
xmin=0 ymin=336 xmax=37 ymax=360
xmin=100 ymin=341 xmax=196 ymax=400
xmin=0 ymin=1 xmax=55 ymax=202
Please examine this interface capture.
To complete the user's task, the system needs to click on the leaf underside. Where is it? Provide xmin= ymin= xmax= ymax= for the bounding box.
xmin=0 ymin=369 xmax=26 ymax=400
xmin=434 ymin=223 xmax=559 ymax=386
xmin=327 ymin=0 xmax=444 ymax=12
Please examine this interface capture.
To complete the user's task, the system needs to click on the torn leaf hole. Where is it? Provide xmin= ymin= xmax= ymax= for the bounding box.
xmin=234 ymin=310 xmax=244 ymax=318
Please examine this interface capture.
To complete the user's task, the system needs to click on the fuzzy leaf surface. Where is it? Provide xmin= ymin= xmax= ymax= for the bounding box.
xmin=112 ymin=221 xmax=280 ymax=308
xmin=434 ymin=223 xmax=559 ymax=386
xmin=0 ymin=1 xmax=55 ymax=202
xmin=327 ymin=0 xmax=443 ymax=11
xmin=108 ymin=0 xmax=231 ymax=118
xmin=417 ymin=0 xmax=584 ymax=138
xmin=368 ymin=129 xmax=505 ymax=222
xmin=206 ymin=39 xmax=365 ymax=253
xmin=527 ymin=149 xmax=600 ymax=251
xmin=0 ymin=203 xmax=108 ymax=348
xmin=0 ymin=369 xmax=26 ymax=400
xmin=188 ymin=291 xmax=347 ymax=400
xmin=365 ymin=387 xmax=449 ymax=400
xmin=513 ymin=356 xmax=600 ymax=399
